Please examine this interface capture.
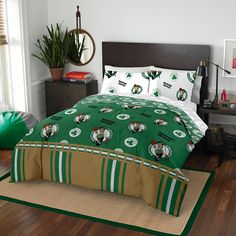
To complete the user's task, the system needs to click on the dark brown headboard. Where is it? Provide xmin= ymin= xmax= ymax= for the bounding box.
xmin=102 ymin=41 xmax=211 ymax=106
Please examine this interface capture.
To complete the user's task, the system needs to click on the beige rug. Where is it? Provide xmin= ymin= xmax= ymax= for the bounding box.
xmin=0 ymin=169 xmax=214 ymax=236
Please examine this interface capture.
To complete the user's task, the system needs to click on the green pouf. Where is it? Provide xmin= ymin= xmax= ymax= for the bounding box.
xmin=0 ymin=111 xmax=38 ymax=149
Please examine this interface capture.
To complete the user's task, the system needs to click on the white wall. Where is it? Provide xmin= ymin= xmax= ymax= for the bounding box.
xmin=23 ymin=0 xmax=49 ymax=120
xmin=25 ymin=0 xmax=236 ymax=123
xmin=47 ymin=0 xmax=236 ymax=95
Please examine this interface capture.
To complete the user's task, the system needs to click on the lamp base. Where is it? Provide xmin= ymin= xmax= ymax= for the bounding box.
xmin=212 ymin=95 xmax=220 ymax=109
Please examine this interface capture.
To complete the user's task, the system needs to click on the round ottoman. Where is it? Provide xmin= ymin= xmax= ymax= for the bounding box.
xmin=0 ymin=111 xmax=38 ymax=149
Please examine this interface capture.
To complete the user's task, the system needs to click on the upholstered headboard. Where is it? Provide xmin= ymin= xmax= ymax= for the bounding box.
xmin=102 ymin=41 xmax=210 ymax=106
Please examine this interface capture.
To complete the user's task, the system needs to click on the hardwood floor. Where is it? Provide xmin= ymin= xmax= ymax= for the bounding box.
xmin=0 ymin=150 xmax=11 ymax=178
xmin=0 ymin=149 xmax=235 ymax=236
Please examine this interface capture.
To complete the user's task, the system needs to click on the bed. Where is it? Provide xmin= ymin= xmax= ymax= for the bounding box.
xmin=10 ymin=42 xmax=210 ymax=217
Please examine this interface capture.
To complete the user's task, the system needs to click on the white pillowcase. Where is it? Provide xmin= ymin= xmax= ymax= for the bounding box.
xmin=101 ymin=70 xmax=150 ymax=95
xmin=104 ymin=65 xmax=153 ymax=72
xmin=191 ymin=76 xmax=203 ymax=104
xmin=149 ymin=67 xmax=196 ymax=103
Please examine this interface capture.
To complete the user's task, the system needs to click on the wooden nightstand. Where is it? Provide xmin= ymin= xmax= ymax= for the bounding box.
xmin=45 ymin=80 xmax=98 ymax=117
xmin=198 ymin=107 xmax=236 ymax=160
xmin=198 ymin=107 xmax=236 ymax=125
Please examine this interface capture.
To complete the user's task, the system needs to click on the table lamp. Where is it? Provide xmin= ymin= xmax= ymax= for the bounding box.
xmin=197 ymin=60 xmax=231 ymax=109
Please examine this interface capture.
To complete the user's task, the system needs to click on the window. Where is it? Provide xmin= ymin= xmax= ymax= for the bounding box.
xmin=0 ymin=0 xmax=11 ymax=111
xmin=0 ymin=0 xmax=28 ymax=112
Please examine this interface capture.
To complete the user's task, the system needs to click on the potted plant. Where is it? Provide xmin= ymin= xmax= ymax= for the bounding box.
xmin=67 ymin=30 xmax=87 ymax=65
xmin=32 ymin=23 xmax=69 ymax=81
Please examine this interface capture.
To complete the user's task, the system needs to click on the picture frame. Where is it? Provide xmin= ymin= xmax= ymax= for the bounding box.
xmin=223 ymin=39 xmax=236 ymax=78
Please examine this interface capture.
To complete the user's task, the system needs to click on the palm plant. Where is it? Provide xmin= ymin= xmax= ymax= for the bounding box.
xmin=32 ymin=23 xmax=69 ymax=68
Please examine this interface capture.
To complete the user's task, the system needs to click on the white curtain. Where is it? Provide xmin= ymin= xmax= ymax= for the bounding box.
xmin=0 ymin=0 xmax=11 ymax=111
xmin=0 ymin=45 xmax=12 ymax=111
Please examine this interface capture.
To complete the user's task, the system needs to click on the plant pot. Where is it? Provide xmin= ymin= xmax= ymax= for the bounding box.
xmin=49 ymin=68 xmax=64 ymax=81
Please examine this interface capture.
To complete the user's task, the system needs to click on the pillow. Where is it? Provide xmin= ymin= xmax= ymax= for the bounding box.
xmin=101 ymin=70 xmax=150 ymax=95
xmin=191 ymin=76 xmax=203 ymax=104
xmin=149 ymin=67 xmax=197 ymax=103
xmin=104 ymin=65 xmax=152 ymax=72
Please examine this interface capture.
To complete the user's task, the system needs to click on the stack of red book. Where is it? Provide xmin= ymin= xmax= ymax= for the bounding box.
xmin=63 ymin=71 xmax=93 ymax=83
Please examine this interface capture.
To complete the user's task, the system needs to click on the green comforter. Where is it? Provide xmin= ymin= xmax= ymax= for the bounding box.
xmin=11 ymin=94 xmax=204 ymax=216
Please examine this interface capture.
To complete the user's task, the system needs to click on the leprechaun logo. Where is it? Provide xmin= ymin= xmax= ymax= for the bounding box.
xmin=99 ymin=107 xmax=113 ymax=113
xmin=154 ymin=119 xmax=168 ymax=126
xmin=90 ymin=127 xmax=113 ymax=146
xmin=131 ymin=84 xmax=143 ymax=94
xmin=74 ymin=113 xmax=91 ymax=124
xmin=122 ymin=103 xmax=142 ymax=109
xmin=41 ymin=123 xmax=59 ymax=139
xmin=128 ymin=121 xmax=147 ymax=133
xmin=187 ymin=141 xmax=195 ymax=152
xmin=176 ymin=88 xmax=188 ymax=101
xmin=148 ymin=140 xmax=172 ymax=161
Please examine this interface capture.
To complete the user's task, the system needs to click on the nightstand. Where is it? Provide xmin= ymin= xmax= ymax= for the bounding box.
xmin=198 ymin=107 xmax=236 ymax=165
xmin=45 ymin=80 xmax=98 ymax=117
xmin=198 ymin=107 xmax=236 ymax=125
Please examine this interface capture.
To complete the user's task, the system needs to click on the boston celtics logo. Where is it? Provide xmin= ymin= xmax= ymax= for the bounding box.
xmin=187 ymin=72 xmax=196 ymax=83
xmin=154 ymin=109 xmax=166 ymax=115
xmin=153 ymin=103 xmax=167 ymax=109
xmin=152 ymin=88 xmax=161 ymax=97
xmin=122 ymin=103 xmax=142 ymax=109
xmin=114 ymin=148 xmax=123 ymax=153
xmin=124 ymin=137 xmax=138 ymax=148
xmin=170 ymin=72 xmax=178 ymax=81
xmin=90 ymin=127 xmax=112 ymax=146
xmin=154 ymin=119 xmax=168 ymax=126
xmin=105 ymin=70 xmax=117 ymax=78
xmin=176 ymin=88 xmax=188 ymax=101
xmin=192 ymin=136 xmax=200 ymax=142
xmin=117 ymin=114 xmax=130 ymax=120
xmin=185 ymin=124 xmax=192 ymax=129
xmin=65 ymin=108 xmax=77 ymax=115
xmin=60 ymin=140 xmax=69 ymax=144
xmin=108 ymin=87 xmax=117 ymax=93
xmin=131 ymin=84 xmax=143 ymax=94
xmin=99 ymin=107 xmax=113 ymax=113
xmin=187 ymin=141 xmax=195 ymax=152
xmin=41 ymin=123 xmax=59 ymax=139
xmin=148 ymin=140 xmax=172 ymax=161
xmin=26 ymin=128 xmax=34 ymax=136
xmin=193 ymin=129 xmax=203 ymax=137
xmin=74 ymin=113 xmax=91 ymax=124
xmin=128 ymin=121 xmax=147 ymax=133
xmin=125 ymin=72 xmax=133 ymax=80
xmin=69 ymin=128 xmax=81 ymax=137
xmin=173 ymin=130 xmax=186 ymax=138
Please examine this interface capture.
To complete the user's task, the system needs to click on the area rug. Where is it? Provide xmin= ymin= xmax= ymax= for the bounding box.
xmin=0 ymin=169 xmax=214 ymax=236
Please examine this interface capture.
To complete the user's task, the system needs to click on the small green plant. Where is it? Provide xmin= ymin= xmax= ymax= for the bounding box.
xmin=67 ymin=30 xmax=87 ymax=64
xmin=32 ymin=23 xmax=69 ymax=68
